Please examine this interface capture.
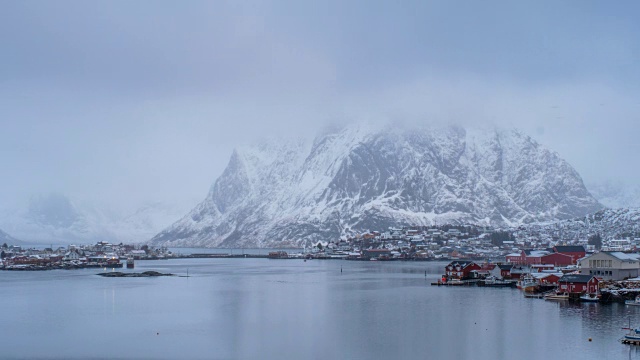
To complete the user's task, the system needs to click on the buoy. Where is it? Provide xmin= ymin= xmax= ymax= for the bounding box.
xmin=588 ymin=338 xmax=592 ymax=342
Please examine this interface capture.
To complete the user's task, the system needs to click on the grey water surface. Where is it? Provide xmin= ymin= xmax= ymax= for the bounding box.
xmin=1 ymin=259 xmax=639 ymax=360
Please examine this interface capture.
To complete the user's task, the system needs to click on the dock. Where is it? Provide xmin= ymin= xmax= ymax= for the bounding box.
xmin=431 ymin=280 xmax=479 ymax=286
xmin=621 ymin=338 xmax=640 ymax=345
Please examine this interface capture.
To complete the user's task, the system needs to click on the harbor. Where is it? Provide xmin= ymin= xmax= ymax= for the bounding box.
xmin=2 ymin=258 xmax=639 ymax=360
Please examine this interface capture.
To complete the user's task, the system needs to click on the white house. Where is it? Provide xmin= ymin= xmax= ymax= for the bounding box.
xmin=578 ymin=252 xmax=640 ymax=280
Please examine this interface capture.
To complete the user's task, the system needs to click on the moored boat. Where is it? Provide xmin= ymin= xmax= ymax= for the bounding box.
xmin=483 ymin=276 xmax=516 ymax=288
xmin=580 ymin=293 xmax=600 ymax=302
xmin=621 ymin=319 xmax=640 ymax=344
xmin=625 ymin=295 xmax=640 ymax=306
xmin=104 ymin=258 xmax=123 ymax=268
xmin=544 ymin=292 xmax=569 ymax=301
xmin=518 ymin=274 xmax=537 ymax=292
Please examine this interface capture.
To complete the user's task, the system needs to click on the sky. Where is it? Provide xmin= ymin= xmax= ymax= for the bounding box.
xmin=1 ymin=0 xmax=639 ymax=213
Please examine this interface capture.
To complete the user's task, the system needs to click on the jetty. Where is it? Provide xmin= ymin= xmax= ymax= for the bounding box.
xmin=96 ymin=271 xmax=174 ymax=277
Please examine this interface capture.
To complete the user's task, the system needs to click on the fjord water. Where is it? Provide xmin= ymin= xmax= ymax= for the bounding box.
xmin=2 ymin=259 xmax=640 ymax=360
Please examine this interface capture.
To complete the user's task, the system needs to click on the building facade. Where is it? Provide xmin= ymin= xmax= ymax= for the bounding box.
xmin=558 ymin=274 xmax=599 ymax=294
xmin=577 ymin=252 xmax=640 ymax=280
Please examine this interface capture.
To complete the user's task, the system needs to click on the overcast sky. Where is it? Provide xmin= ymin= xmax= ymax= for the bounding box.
xmin=1 ymin=0 xmax=639 ymax=212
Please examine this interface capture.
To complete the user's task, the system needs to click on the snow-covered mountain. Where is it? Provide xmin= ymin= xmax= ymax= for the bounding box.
xmin=0 ymin=194 xmax=193 ymax=244
xmin=150 ymin=124 xmax=602 ymax=248
xmin=587 ymin=181 xmax=640 ymax=209
xmin=0 ymin=228 xmax=22 ymax=245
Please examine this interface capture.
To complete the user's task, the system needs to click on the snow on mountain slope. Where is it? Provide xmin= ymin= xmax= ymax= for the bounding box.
xmin=150 ymin=124 xmax=603 ymax=248
xmin=529 ymin=207 xmax=640 ymax=241
xmin=587 ymin=181 xmax=640 ymax=209
xmin=0 ymin=228 xmax=22 ymax=245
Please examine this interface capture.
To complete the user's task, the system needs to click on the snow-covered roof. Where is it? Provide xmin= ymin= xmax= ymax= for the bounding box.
xmin=609 ymin=252 xmax=640 ymax=261
xmin=530 ymin=272 xmax=563 ymax=279
xmin=526 ymin=250 xmax=550 ymax=257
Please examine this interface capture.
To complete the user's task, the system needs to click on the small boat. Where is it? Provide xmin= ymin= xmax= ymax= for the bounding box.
xmin=622 ymin=319 xmax=640 ymax=344
xmin=126 ymin=257 xmax=134 ymax=269
xmin=580 ymin=293 xmax=600 ymax=302
xmin=483 ymin=276 xmax=516 ymax=287
xmin=518 ymin=274 xmax=537 ymax=292
xmin=625 ymin=295 xmax=640 ymax=306
xmin=544 ymin=292 xmax=569 ymax=301
xmin=103 ymin=258 xmax=123 ymax=268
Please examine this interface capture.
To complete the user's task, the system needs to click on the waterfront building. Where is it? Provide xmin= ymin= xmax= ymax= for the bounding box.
xmin=444 ymin=261 xmax=481 ymax=280
xmin=552 ymin=245 xmax=586 ymax=264
xmin=488 ymin=264 xmax=514 ymax=279
xmin=505 ymin=249 xmax=550 ymax=265
xmin=577 ymin=252 xmax=640 ymax=280
xmin=558 ymin=274 xmax=599 ymax=294
xmin=539 ymin=253 xmax=573 ymax=267
xmin=531 ymin=272 xmax=562 ymax=285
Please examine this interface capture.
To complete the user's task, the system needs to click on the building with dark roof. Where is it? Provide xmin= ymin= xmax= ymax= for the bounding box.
xmin=558 ymin=274 xmax=599 ymax=294
xmin=553 ymin=245 xmax=586 ymax=264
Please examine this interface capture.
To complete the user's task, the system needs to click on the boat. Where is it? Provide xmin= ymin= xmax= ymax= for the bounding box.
xmin=625 ymin=295 xmax=640 ymax=306
xmin=580 ymin=293 xmax=600 ymax=302
xmin=483 ymin=276 xmax=516 ymax=287
xmin=104 ymin=258 xmax=123 ymax=269
xmin=621 ymin=319 xmax=640 ymax=344
xmin=518 ymin=274 xmax=537 ymax=292
xmin=544 ymin=292 xmax=569 ymax=301
xmin=126 ymin=257 xmax=134 ymax=269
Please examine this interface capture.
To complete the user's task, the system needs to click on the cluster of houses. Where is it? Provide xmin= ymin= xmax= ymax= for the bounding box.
xmin=329 ymin=225 xmax=640 ymax=263
xmin=326 ymin=226 xmax=507 ymax=260
xmin=0 ymin=242 xmax=174 ymax=270
xmin=440 ymin=244 xmax=640 ymax=296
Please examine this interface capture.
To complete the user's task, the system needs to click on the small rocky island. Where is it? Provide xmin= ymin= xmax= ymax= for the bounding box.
xmin=97 ymin=271 xmax=174 ymax=277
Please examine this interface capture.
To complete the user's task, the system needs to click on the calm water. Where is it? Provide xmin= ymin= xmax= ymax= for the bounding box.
xmin=2 ymin=259 xmax=640 ymax=360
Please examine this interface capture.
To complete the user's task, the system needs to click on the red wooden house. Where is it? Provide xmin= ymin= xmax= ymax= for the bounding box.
xmin=532 ymin=273 xmax=561 ymax=285
xmin=553 ymin=245 xmax=586 ymax=265
xmin=444 ymin=261 xmax=481 ymax=280
xmin=497 ymin=264 xmax=514 ymax=278
xmin=558 ymin=274 xmax=599 ymax=294
xmin=506 ymin=250 xmax=551 ymax=265
xmin=505 ymin=250 xmax=527 ymax=265
xmin=540 ymin=253 xmax=574 ymax=267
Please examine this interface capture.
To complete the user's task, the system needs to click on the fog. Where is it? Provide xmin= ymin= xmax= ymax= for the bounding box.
xmin=1 ymin=0 xmax=639 ymax=212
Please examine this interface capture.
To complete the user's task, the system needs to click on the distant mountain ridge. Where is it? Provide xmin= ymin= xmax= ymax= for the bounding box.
xmin=0 ymin=194 xmax=194 ymax=244
xmin=587 ymin=181 xmax=640 ymax=209
xmin=150 ymin=124 xmax=602 ymax=248
xmin=0 ymin=228 xmax=21 ymax=245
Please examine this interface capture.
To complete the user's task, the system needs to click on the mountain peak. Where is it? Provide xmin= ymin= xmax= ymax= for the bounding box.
xmin=150 ymin=124 xmax=602 ymax=248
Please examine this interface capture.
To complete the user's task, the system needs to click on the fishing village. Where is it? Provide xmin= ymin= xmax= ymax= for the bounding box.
xmin=3 ymin=224 xmax=640 ymax=307
xmin=4 ymin=224 xmax=640 ymax=345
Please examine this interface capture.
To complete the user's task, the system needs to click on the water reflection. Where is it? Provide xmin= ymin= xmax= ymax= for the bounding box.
xmin=1 ymin=259 xmax=640 ymax=359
